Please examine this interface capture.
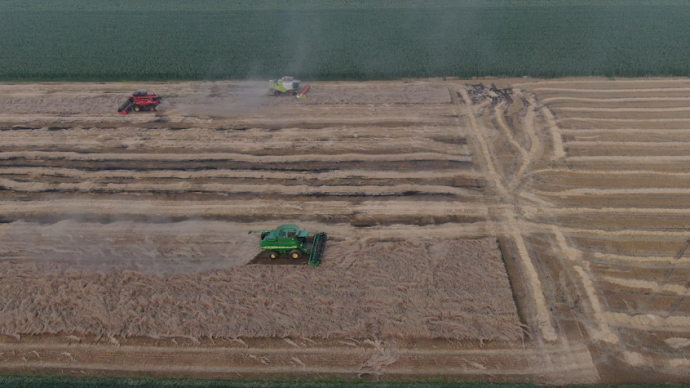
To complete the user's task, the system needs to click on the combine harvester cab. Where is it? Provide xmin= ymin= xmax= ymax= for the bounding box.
xmin=248 ymin=224 xmax=327 ymax=266
xmin=118 ymin=89 xmax=162 ymax=115
xmin=268 ymin=76 xmax=311 ymax=98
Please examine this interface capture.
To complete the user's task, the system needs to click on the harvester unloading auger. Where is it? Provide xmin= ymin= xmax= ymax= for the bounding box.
xmin=268 ymin=76 xmax=311 ymax=98
xmin=248 ymin=224 xmax=327 ymax=266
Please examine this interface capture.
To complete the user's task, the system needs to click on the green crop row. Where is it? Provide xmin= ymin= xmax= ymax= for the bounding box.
xmin=3 ymin=0 xmax=690 ymax=11
xmin=1 ymin=5 xmax=689 ymax=81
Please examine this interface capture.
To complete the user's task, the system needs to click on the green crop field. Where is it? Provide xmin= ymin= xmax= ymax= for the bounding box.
xmin=0 ymin=0 xmax=689 ymax=80
xmin=0 ymin=377 xmax=674 ymax=388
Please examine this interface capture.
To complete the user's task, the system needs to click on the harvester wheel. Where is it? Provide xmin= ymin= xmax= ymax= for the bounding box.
xmin=268 ymin=251 xmax=279 ymax=260
xmin=289 ymin=249 xmax=302 ymax=260
xmin=133 ymin=105 xmax=141 ymax=112
xmin=288 ymin=90 xmax=295 ymax=96
xmin=150 ymin=105 xmax=156 ymax=111
xmin=273 ymin=90 xmax=281 ymax=96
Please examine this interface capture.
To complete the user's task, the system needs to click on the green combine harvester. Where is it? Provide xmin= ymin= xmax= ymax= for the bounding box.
xmin=248 ymin=224 xmax=327 ymax=266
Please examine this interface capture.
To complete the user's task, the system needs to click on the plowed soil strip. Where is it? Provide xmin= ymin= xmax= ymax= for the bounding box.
xmin=0 ymin=179 xmax=481 ymax=197
xmin=0 ymin=139 xmax=465 ymax=154
xmin=0 ymin=200 xmax=489 ymax=218
xmin=0 ymin=167 xmax=482 ymax=181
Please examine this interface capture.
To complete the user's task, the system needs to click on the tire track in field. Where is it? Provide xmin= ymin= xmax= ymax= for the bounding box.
xmin=537 ymin=98 xmax=566 ymax=160
xmin=529 ymin=79 xmax=690 ymax=372
xmin=493 ymin=101 xmax=529 ymax=162
xmin=456 ymin=85 xmax=558 ymax=343
xmin=509 ymin=91 xmax=542 ymax=190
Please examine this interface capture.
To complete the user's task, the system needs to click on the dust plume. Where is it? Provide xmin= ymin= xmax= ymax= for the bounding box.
xmin=0 ymin=220 xmax=256 ymax=273
xmin=167 ymin=81 xmax=272 ymax=117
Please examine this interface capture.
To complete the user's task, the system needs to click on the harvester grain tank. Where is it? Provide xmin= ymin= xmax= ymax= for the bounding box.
xmin=248 ymin=224 xmax=327 ymax=266
xmin=268 ymin=76 xmax=311 ymax=98
xmin=118 ymin=89 xmax=162 ymax=114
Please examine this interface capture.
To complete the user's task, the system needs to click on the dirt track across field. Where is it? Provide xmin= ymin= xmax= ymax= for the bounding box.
xmin=1 ymin=77 xmax=690 ymax=384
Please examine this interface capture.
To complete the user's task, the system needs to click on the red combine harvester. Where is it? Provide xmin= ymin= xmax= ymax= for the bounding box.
xmin=118 ymin=89 xmax=162 ymax=115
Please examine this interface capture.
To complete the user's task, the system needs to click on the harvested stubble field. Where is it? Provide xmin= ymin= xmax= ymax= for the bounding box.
xmin=1 ymin=77 xmax=690 ymax=384
xmin=0 ymin=227 xmax=520 ymax=341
